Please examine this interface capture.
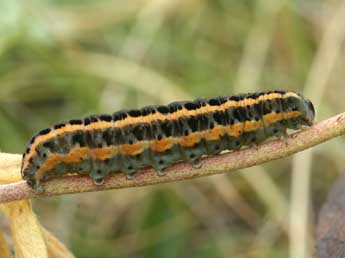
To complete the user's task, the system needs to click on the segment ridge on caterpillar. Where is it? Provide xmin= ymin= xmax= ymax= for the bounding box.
xmin=21 ymin=90 xmax=315 ymax=191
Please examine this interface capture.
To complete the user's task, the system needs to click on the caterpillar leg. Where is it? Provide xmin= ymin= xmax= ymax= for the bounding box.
xmin=90 ymin=171 xmax=106 ymax=186
xmin=32 ymin=173 xmax=45 ymax=193
xmin=93 ymin=177 xmax=104 ymax=185
xmin=126 ymin=172 xmax=136 ymax=180
xmin=35 ymin=184 xmax=45 ymax=193
xmin=155 ymin=168 xmax=167 ymax=176
xmin=90 ymin=160 xmax=110 ymax=186
xmin=150 ymin=146 xmax=181 ymax=176
xmin=279 ymin=129 xmax=289 ymax=147
xmin=249 ymin=142 xmax=259 ymax=150
xmin=192 ymin=159 xmax=202 ymax=169
xmin=181 ymin=142 xmax=205 ymax=165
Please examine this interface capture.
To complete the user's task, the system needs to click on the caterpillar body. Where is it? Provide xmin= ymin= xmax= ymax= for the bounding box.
xmin=21 ymin=90 xmax=315 ymax=190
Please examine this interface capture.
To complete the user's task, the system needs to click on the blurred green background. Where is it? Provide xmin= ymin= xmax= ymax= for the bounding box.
xmin=1 ymin=0 xmax=345 ymax=257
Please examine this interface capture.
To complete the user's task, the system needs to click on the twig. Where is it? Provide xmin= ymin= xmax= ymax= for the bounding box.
xmin=0 ymin=112 xmax=345 ymax=203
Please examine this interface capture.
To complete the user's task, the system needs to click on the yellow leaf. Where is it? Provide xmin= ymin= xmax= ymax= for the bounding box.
xmin=0 ymin=153 xmax=22 ymax=184
xmin=41 ymin=227 xmax=75 ymax=258
xmin=0 ymin=227 xmax=13 ymax=258
xmin=2 ymin=200 xmax=48 ymax=258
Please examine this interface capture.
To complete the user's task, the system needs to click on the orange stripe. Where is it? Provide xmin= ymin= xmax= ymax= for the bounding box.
xmin=35 ymin=147 xmax=89 ymax=182
xmin=244 ymin=120 xmax=264 ymax=132
xmin=90 ymin=147 xmax=117 ymax=160
xmin=203 ymin=126 xmax=225 ymax=141
xmin=150 ymin=138 xmax=176 ymax=152
xmin=119 ymin=143 xmax=145 ymax=156
xmin=226 ymin=123 xmax=244 ymax=137
xmin=179 ymin=133 xmax=202 ymax=147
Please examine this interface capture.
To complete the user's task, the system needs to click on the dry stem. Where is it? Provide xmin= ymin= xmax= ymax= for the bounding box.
xmin=0 ymin=112 xmax=345 ymax=203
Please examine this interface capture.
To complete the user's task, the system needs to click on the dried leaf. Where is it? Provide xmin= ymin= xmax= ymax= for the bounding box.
xmin=42 ymin=227 xmax=75 ymax=258
xmin=0 ymin=153 xmax=22 ymax=184
xmin=0 ymin=227 xmax=13 ymax=258
xmin=1 ymin=201 xmax=47 ymax=258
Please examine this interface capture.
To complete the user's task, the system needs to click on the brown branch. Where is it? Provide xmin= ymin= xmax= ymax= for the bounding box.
xmin=0 ymin=112 xmax=345 ymax=203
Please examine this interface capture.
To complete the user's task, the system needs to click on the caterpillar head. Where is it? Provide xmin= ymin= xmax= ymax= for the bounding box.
xmin=297 ymin=93 xmax=315 ymax=126
xmin=303 ymin=97 xmax=315 ymax=126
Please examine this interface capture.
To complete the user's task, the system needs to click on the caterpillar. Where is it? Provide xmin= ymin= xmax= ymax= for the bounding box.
xmin=21 ymin=90 xmax=315 ymax=190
